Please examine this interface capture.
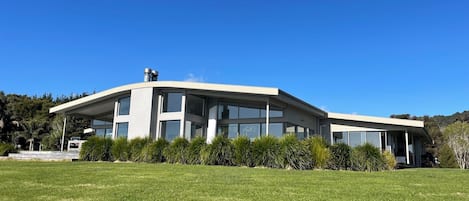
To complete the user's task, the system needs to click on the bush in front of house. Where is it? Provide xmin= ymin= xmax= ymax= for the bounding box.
xmin=251 ymin=136 xmax=282 ymax=168
xmin=279 ymin=134 xmax=312 ymax=170
xmin=382 ymin=150 xmax=397 ymax=170
xmin=232 ymin=136 xmax=253 ymax=167
xmin=111 ymin=137 xmax=129 ymax=161
xmin=329 ymin=143 xmax=352 ymax=170
xmin=80 ymin=136 xmax=113 ymax=161
xmin=186 ymin=136 xmax=206 ymax=165
xmin=141 ymin=138 xmax=169 ymax=163
xmin=128 ymin=137 xmax=152 ymax=162
xmin=201 ymin=135 xmax=234 ymax=166
xmin=164 ymin=137 xmax=189 ymax=164
xmin=304 ymin=136 xmax=330 ymax=169
xmin=0 ymin=143 xmax=17 ymax=156
xmin=351 ymin=143 xmax=386 ymax=172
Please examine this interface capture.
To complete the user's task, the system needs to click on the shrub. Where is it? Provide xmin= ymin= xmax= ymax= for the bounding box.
xmin=279 ymin=134 xmax=312 ymax=170
xmin=141 ymin=138 xmax=169 ymax=163
xmin=201 ymin=135 xmax=234 ymax=166
xmin=351 ymin=143 xmax=385 ymax=171
xmin=128 ymin=137 xmax=152 ymax=162
xmin=0 ymin=143 xmax=17 ymax=156
xmin=232 ymin=136 xmax=253 ymax=167
xmin=112 ymin=137 xmax=129 ymax=161
xmin=80 ymin=136 xmax=113 ymax=161
xmin=251 ymin=136 xmax=282 ymax=168
xmin=164 ymin=137 xmax=189 ymax=164
xmin=186 ymin=137 xmax=206 ymax=165
xmin=329 ymin=143 xmax=352 ymax=170
xmin=304 ymin=136 xmax=330 ymax=169
xmin=382 ymin=150 xmax=397 ymax=170
xmin=438 ymin=143 xmax=459 ymax=168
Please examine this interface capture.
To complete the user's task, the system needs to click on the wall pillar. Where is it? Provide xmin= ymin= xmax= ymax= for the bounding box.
xmin=405 ymin=130 xmax=410 ymax=165
xmin=60 ymin=115 xmax=67 ymax=152
xmin=265 ymin=99 xmax=270 ymax=136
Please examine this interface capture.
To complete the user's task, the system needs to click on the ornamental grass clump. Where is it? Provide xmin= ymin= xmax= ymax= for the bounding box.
xmin=279 ymin=134 xmax=312 ymax=170
xmin=232 ymin=136 xmax=253 ymax=167
xmin=128 ymin=137 xmax=152 ymax=162
xmin=111 ymin=137 xmax=129 ymax=161
xmin=329 ymin=143 xmax=352 ymax=170
xmin=186 ymin=136 xmax=206 ymax=165
xmin=141 ymin=138 xmax=169 ymax=163
xmin=201 ymin=135 xmax=234 ymax=166
xmin=351 ymin=143 xmax=386 ymax=172
xmin=80 ymin=136 xmax=113 ymax=161
xmin=304 ymin=136 xmax=330 ymax=169
xmin=251 ymin=136 xmax=282 ymax=168
xmin=382 ymin=150 xmax=397 ymax=170
xmin=164 ymin=137 xmax=189 ymax=164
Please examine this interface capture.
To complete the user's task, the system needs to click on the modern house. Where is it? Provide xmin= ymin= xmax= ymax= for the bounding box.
xmin=49 ymin=69 xmax=430 ymax=166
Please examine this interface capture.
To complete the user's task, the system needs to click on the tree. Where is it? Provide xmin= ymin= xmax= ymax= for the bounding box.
xmin=443 ymin=121 xmax=469 ymax=169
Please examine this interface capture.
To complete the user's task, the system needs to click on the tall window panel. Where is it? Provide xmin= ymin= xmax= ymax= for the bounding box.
xmin=118 ymin=96 xmax=130 ymax=115
xmin=163 ymin=93 xmax=183 ymax=112
xmin=161 ymin=120 xmax=181 ymax=141
xmin=116 ymin=122 xmax=129 ymax=139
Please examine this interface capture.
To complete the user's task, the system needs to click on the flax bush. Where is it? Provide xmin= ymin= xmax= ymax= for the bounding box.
xmin=201 ymin=135 xmax=234 ymax=166
xmin=351 ymin=143 xmax=386 ymax=171
xmin=304 ymin=136 xmax=330 ymax=169
xmin=111 ymin=137 xmax=129 ymax=161
xmin=186 ymin=137 xmax=206 ymax=165
xmin=80 ymin=136 xmax=113 ymax=161
xmin=382 ymin=150 xmax=397 ymax=170
xmin=128 ymin=137 xmax=152 ymax=162
xmin=251 ymin=136 xmax=282 ymax=168
xmin=329 ymin=143 xmax=352 ymax=170
xmin=141 ymin=138 xmax=169 ymax=163
xmin=164 ymin=137 xmax=189 ymax=164
xmin=232 ymin=136 xmax=253 ymax=167
xmin=279 ymin=134 xmax=312 ymax=170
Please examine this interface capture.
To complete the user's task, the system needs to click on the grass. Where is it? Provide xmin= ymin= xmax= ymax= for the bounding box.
xmin=0 ymin=160 xmax=468 ymax=201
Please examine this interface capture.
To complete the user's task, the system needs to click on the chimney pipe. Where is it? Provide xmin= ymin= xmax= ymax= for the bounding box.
xmin=144 ymin=68 xmax=158 ymax=82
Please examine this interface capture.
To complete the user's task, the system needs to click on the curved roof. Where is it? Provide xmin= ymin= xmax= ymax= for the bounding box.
xmin=50 ymin=81 xmax=326 ymax=118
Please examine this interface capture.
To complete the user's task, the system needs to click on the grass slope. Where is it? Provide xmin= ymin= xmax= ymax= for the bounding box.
xmin=0 ymin=161 xmax=468 ymax=201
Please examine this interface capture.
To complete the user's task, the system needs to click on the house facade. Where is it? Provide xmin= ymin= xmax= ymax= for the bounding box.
xmin=50 ymin=74 xmax=430 ymax=166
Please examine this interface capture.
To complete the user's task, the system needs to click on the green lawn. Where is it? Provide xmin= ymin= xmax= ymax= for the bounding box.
xmin=0 ymin=160 xmax=468 ymax=201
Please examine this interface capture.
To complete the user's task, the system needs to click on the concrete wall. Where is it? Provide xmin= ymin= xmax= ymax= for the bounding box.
xmin=128 ymin=87 xmax=154 ymax=139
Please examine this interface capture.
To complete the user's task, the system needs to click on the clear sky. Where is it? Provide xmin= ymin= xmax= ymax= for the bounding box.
xmin=1 ymin=1 xmax=468 ymax=117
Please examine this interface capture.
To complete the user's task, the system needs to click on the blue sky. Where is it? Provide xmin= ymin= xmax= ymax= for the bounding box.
xmin=1 ymin=1 xmax=468 ymax=117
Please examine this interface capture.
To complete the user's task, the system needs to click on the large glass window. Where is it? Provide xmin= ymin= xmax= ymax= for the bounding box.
xmin=349 ymin=131 xmax=362 ymax=147
xmin=217 ymin=124 xmax=238 ymax=138
xmin=118 ymin=97 xmax=130 ymax=115
xmin=186 ymin=95 xmax=204 ymax=116
xmin=116 ymin=122 xmax=129 ymax=138
xmin=333 ymin=132 xmax=349 ymax=144
xmin=366 ymin=132 xmax=381 ymax=148
xmin=239 ymin=107 xmax=260 ymax=119
xmin=161 ymin=120 xmax=180 ymax=141
xmin=218 ymin=105 xmax=238 ymax=119
xmin=261 ymin=123 xmax=283 ymax=138
xmin=163 ymin=93 xmax=183 ymax=112
xmin=240 ymin=123 xmax=260 ymax=140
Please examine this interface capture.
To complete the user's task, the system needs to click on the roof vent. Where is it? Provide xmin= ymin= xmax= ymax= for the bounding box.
xmin=144 ymin=68 xmax=158 ymax=82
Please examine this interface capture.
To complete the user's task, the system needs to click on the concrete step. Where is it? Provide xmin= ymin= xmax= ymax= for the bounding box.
xmin=8 ymin=151 xmax=79 ymax=161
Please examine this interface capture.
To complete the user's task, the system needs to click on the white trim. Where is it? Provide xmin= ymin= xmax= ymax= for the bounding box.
xmin=50 ymin=81 xmax=279 ymax=114
xmin=328 ymin=112 xmax=424 ymax=128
